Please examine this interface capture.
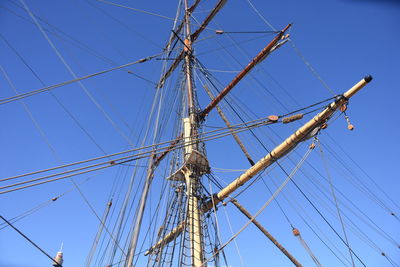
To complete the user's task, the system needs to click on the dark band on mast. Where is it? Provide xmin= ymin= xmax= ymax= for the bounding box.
xmin=364 ymin=75 xmax=373 ymax=83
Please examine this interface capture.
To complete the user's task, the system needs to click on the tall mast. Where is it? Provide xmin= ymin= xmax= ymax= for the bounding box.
xmin=183 ymin=0 xmax=205 ymax=265
xmin=146 ymin=2 xmax=373 ymax=266
xmin=184 ymin=0 xmax=195 ymax=118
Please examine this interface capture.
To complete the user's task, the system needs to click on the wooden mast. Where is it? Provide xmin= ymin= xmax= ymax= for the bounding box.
xmin=144 ymin=0 xmax=372 ymax=264
xmin=183 ymin=0 xmax=204 ymax=265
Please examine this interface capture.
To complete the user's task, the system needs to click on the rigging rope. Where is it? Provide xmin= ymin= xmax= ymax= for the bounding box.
xmin=294 ymin=154 xmax=399 ymax=259
xmin=244 ymin=0 xmax=336 ymax=96
xmin=245 ymin=0 xmax=277 ymax=31
xmin=198 ymin=66 xmax=304 ymax=262
xmin=96 ymin=0 xmax=184 ymax=22
xmin=323 ymin=136 xmax=400 ymax=215
xmin=2 ymin=61 xmax=127 ymax=257
xmin=204 ymin=58 xmax=367 ymax=266
xmin=96 ymin=0 xmax=217 ymax=32
xmin=216 ymin=30 xmax=279 ymax=34
xmin=2 ymin=0 xmax=162 ymax=91
xmin=289 ymin=177 xmax=367 ymax=266
xmin=0 ymin=34 xmax=110 ymax=155
xmin=270 ymin=177 xmax=353 ymax=266
xmin=0 ymin=108 xmax=280 ymax=182
xmin=3 ymin=4 xmax=391 ymax=263
xmin=288 ymin=40 xmax=335 ymax=96
xmin=317 ymin=139 xmax=356 ymax=266
xmin=278 ymin=131 xmax=400 ymax=251
xmin=210 ymin=75 xmax=366 ymax=266
xmin=0 ymin=215 xmax=63 ymax=266
xmin=196 ymin=58 xmax=352 ymax=265
xmin=0 ymin=175 xmax=94 ymax=231
xmin=292 ymin=228 xmax=323 ymax=267
xmin=0 ymin=50 xmax=161 ymax=105
xmin=3 ymin=106 xmax=324 ymax=190
xmin=202 ymin=145 xmax=314 ymax=266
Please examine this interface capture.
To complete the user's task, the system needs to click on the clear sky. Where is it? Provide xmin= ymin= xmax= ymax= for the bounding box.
xmin=0 ymin=0 xmax=399 ymax=266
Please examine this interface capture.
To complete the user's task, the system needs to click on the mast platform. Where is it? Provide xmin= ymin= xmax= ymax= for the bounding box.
xmin=167 ymin=150 xmax=210 ymax=181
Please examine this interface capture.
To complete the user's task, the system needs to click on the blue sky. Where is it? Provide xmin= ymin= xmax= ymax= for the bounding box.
xmin=0 ymin=0 xmax=399 ymax=266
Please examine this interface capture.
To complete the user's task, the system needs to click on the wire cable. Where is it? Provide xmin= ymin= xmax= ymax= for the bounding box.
xmin=0 ymin=53 xmax=159 ymax=105
xmin=317 ymin=139 xmax=355 ymax=266
xmin=202 ymin=146 xmax=313 ymax=266
xmin=0 ymin=114 xmax=279 ymax=185
xmin=0 ymin=215 xmax=62 ymax=266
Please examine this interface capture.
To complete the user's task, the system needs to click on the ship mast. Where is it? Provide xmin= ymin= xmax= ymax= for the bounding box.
xmin=182 ymin=0 xmax=204 ymax=265
xmin=144 ymin=2 xmax=294 ymax=264
xmin=143 ymin=1 xmax=371 ymax=265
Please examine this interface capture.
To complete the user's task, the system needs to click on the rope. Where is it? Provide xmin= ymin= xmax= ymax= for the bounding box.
xmin=0 ymin=215 xmax=62 ymax=266
xmin=1 ymin=34 xmax=111 ymax=155
xmin=272 ymin=177 xmax=353 ymax=266
xmin=0 ymin=91 xmax=333 ymax=195
xmin=10 ymin=0 xmax=166 ymax=153
xmin=289 ymin=40 xmax=335 ymax=96
xmin=124 ymin=48 xmax=176 ymax=265
xmin=211 ymin=167 xmax=248 ymax=172
xmin=245 ymin=0 xmax=277 ymax=31
xmin=0 ymin=174 xmax=97 ymax=231
xmin=241 ymin=109 xmax=367 ymax=266
xmin=207 ymin=177 xmax=227 ymax=266
xmin=2 ymin=60 xmax=127 ymax=257
xmin=295 ymin=152 xmax=400 ymax=259
xmin=196 ymin=34 xmax=270 ymax=57
xmin=290 ymin=178 xmax=367 ymax=266
xmin=307 ymin=140 xmax=400 ymax=255
xmin=194 ymin=67 xmax=240 ymax=73
xmin=224 ymin=78 xmax=367 ymax=267
xmin=261 ymin=178 xmax=293 ymax=226
xmin=96 ymin=0 xmax=183 ymax=22
xmin=112 ymin=51 xmax=181 ymax=265
xmin=197 ymin=55 xmax=360 ymax=267
xmin=96 ymin=0 xmax=216 ymax=32
xmin=2 ymin=0 xmax=163 ymax=78
xmin=84 ymin=0 xmax=163 ymax=50
xmin=0 ymin=113 xmax=281 ymax=186
xmin=202 ymin=146 xmax=314 ymax=266
xmin=218 ymin=31 xmax=279 ymax=34
xmin=325 ymin=133 xmax=400 ymax=213
xmin=279 ymin=96 xmax=335 ymax=118
xmin=295 ymin=232 xmax=323 ymax=267
xmin=317 ymin=139 xmax=355 ymax=266
xmin=244 ymin=0 xmax=335 ymax=97
xmin=200 ymin=70 xmax=298 ymax=234
xmin=0 ymin=199 xmax=53 ymax=230
xmin=0 ymin=48 xmax=161 ymax=105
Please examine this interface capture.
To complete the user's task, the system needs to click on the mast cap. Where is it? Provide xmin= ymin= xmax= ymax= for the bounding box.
xmin=364 ymin=75 xmax=373 ymax=83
